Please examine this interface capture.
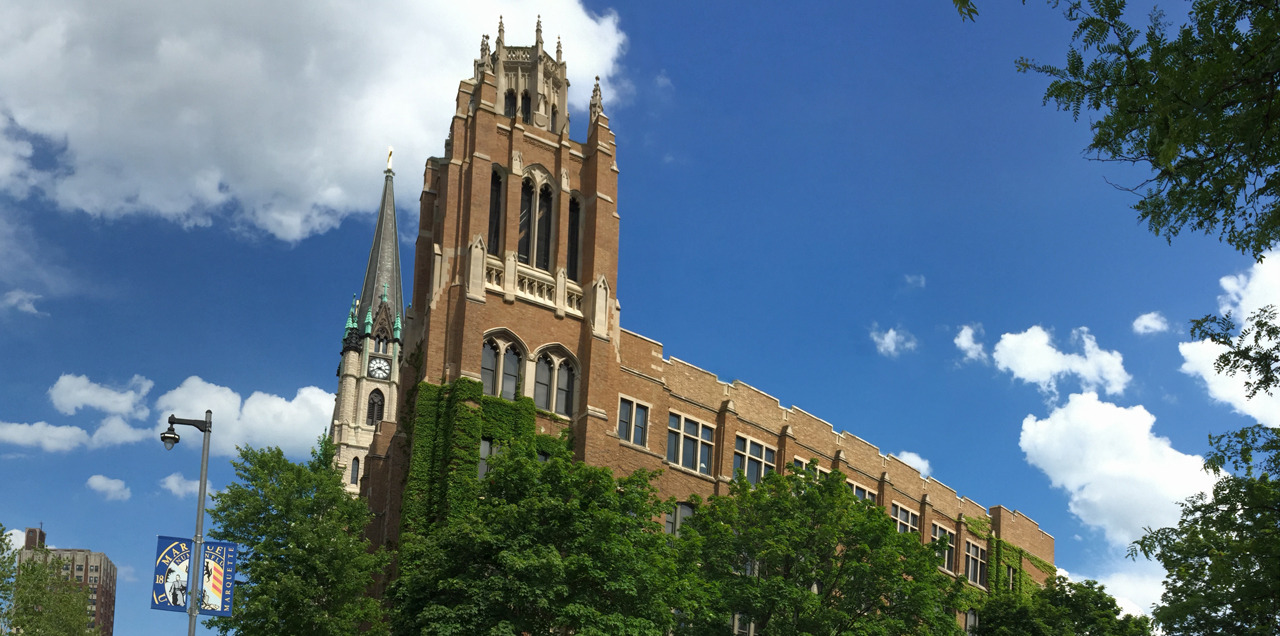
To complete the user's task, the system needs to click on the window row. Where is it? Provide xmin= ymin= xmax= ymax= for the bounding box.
xmin=502 ymin=89 xmax=558 ymax=132
xmin=480 ymin=337 xmax=576 ymax=417
xmin=487 ymin=170 xmax=582 ymax=282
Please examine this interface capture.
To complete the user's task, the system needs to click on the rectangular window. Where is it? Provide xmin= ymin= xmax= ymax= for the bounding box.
xmin=89 ymin=576 xmax=98 ymax=584
xmin=617 ymin=397 xmax=649 ymax=446
xmin=965 ymin=541 xmax=988 ymax=587
xmin=732 ymin=436 xmax=776 ymax=484
xmin=668 ymin=413 xmax=714 ymax=475
xmin=965 ymin=610 xmax=979 ymax=634
xmin=76 ymin=564 xmax=83 ymax=571
xmin=1005 ymin=565 xmax=1017 ymax=590
xmin=478 ymin=438 xmax=500 ymax=479
xmin=847 ymin=481 xmax=876 ymax=503
xmin=89 ymin=565 xmax=98 ymax=573
xmin=664 ymin=502 xmax=693 ymax=536
xmin=732 ymin=613 xmax=757 ymax=635
xmin=932 ymin=524 xmax=956 ymax=572
xmin=891 ymin=503 xmax=920 ymax=534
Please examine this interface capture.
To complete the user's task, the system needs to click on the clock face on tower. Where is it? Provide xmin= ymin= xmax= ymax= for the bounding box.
xmin=368 ymin=357 xmax=391 ymax=380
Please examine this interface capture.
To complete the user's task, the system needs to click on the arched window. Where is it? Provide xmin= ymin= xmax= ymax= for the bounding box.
xmin=488 ymin=170 xmax=503 ymax=256
xmin=551 ymin=105 xmax=558 ymax=133
xmin=481 ymin=340 xmax=499 ymax=395
xmin=482 ymin=336 xmax=525 ymax=401
xmin=504 ymin=90 xmax=516 ymax=118
xmin=529 ymin=347 xmax=577 ymax=416
xmin=567 ymin=197 xmax=581 ymax=282
xmin=536 ymin=185 xmax=553 ymax=271
xmin=521 ymin=90 xmax=531 ymax=123
xmin=555 ymin=362 xmax=575 ymax=416
xmin=350 ymin=457 xmax=360 ymax=485
xmin=534 ymin=355 xmax=554 ymax=410
xmin=518 ymin=179 xmax=533 ymax=264
xmin=366 ymin=390 xmax=385 ymax=427
xmin=501 ymin=346 xmax=522 ymax=400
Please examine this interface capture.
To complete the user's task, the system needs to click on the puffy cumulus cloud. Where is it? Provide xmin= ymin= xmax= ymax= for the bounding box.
xmin=954 ymin=324 xmax=988 ymax=364
xmin=86 ymin=474 xmax=130 ymax=501
xmin=1057 ymin=562 xmax=1162 ymax=618
xmin=870 ymin=325 xmax=918 ymax=358
xmin=0 ymin=1 xmax=627 ymax=242
xmin=159 ymin=472 xmax=203 ymax=498
xmin=1180 ymin=340 xmax=1280 ymax=427
xmin=1 ymin=289 xmax=42 ymax=314
xmin=0 ymin=420 xmax=89 ymax=452
xmin=1131 ymin=311 xmax=1170 ymax=335
xmin=4 ymin=527 xmax=24 ymax=549
xmin=154 ymin=376 xmax=334 ymax=457
xmin=1180 ymin=255 xmax=1280 ymax=427
xmin=1020 ymin=392 xmax=1214 ymax=546
xmin=48 ymin=373 xmax=153 ymax=419
xmin=994 ymin=326 xmax=1131 ymax=400
xmin=895 ymin=451 xmax=932 ymax=478
xmin=90 ymin=415 xmax=153 ymax=448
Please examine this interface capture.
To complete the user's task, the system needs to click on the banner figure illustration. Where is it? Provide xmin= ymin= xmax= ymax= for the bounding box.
xmin=151 ymin=536 xmax=238 ymax=616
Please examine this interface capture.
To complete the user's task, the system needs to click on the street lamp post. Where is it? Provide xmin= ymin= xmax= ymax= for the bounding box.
xmin=162 ymin=410 xmax=213 ymax=636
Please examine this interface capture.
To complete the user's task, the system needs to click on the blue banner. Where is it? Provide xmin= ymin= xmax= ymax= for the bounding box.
xmin=151 ymin=536 xmax=238 ymax=617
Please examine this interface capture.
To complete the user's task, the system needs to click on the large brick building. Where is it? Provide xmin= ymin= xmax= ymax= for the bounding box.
xmin=331 ymin=18 xmax=1054 ymax=608
xmin=17 ymin=527 xmax=117 ymax=636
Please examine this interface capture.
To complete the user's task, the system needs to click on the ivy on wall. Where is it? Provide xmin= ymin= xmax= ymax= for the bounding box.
xmin=959 ymin=515 xmax=1057 ymax=608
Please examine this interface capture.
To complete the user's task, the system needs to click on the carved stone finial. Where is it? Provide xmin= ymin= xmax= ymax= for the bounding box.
xmin=536 ymin=15 xmax=543 ymax=44
xmin=556 ymin=36 xmax=562 ymax=62
xmin=480 ymin=34 xmax=492 ymax=72
xmin=386 ymin=146 xmax=393 ymax=172
xmin=589 ymin=76 xmax=603 ymax=121
xmin=497 ymin=15 xmax=504 ymax=44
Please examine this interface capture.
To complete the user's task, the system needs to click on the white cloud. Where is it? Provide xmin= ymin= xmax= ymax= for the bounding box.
xmin=895 ymin=451 xmax=932 ymax=478
xmin=154 ymin=376 xmax=334 ymax=457
xmin=159 ymin=472 xmax=203 ymax=498
xmin=654 ymin=70 xmax=673 ymax=90
xmin=0 ymin=420 xmax=89 ymax=452
xmin=48 ymin=373 xmax=153 ymax=419
xmin=1132 ymin=311 xmax=1170 ymax=335
xmin=4 ymin=527 xmax=23 ymax=550
xmin=0 ymin=2 xmax=627 ymax=242
xmin=90 ymin=415 xmax=153 ymax=448
xmin=1 ymin=289 xmax=42 ymax=314
xmin=1020 ymin=392 xmax=1214 ymax=546
xmin=954 ymin=324 xmax=988 ymax=363
xmin=1058 ymin=562 xmax=1162 ymax=618
xmin=86 ymin=474 xmax=130 ymax=501
xmin=1179 ymin=255 xmax=1280 ymax=427
xmin=994 ymin=326 xmax=1131 ymax=400
xmin=904 ymin=274 xmax=926 ymax=288
xmin=870 ymin=325 xmax=918 ymax=358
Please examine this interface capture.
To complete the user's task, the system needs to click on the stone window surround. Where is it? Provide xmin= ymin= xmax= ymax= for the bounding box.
xmin=616 ymin=393 xmax=651 ymax=447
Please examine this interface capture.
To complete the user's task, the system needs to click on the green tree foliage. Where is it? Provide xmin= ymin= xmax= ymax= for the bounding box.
xmin=206 ymin=437 xmax=388 ymax=636
xmin=1018 ymin=0 xmax=1280 ymax=261
xmin=391 ymin=441 xmax=687 ymax=636
xmin=974 ymin=576 xmax=1152 ymax=636
xmin=1192 ymin=305 xmax=1280 ymax=399
xmin=7 ymin=550 xmax=96 ymax=635
xmin=1129 ymin=425 xmax=1280 ymax=635
xmin=678 ymin=466 xmax=963 ymax=636
xmin=0 ymin=523 xmax=14 ymax=632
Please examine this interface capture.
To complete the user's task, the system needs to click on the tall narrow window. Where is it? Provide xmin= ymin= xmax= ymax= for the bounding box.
xmin=521 ymin=90 xmax=531 ymax=123
xmin=481 ymin=340 xmax=499 ymax=395
xmin=502 ymin=347 xmax=521 ymax=400
xmin=350 ymin=457 xmax=360 ymax=485
xmin=536 ymin=184 xmax=553 ymax=270
xmin=534 ymin=355 xmax=553 ymax=410
xmin=555 ymin=362 xmax=575 ymax=416
xmin=668 ymin=413 xmax=714 ymax=475
xmin=932 ymin=524 xmax=956 ymax=572
xmin=567 ymin=197 xmax=581 ymax=282
xmin=518 ymin=179 xmax=533 ymax=264
xmin=488 ymin=170 xmax=503 ymax=255
xmin=664 ymin=502 xmax=694 ymax=536
xmin=504 ymin=90 xmax=516 ymax=118
xmin=479 ymin=438 xmax=499 ymax=478
xmin=965 ymin=542 xmax=988 ymax=587
xmin=551 ymin=105 xmax=558 ymax=133
xmin=366 ymin=390 xmax=384 ymax=427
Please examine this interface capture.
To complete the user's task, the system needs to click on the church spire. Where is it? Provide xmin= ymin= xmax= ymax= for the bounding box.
xmin=357 ymin=148 xmax=404 ymax=338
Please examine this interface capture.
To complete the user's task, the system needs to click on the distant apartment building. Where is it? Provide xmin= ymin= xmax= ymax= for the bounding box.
xmin=18 ymin=528 xmax=117 ymax=636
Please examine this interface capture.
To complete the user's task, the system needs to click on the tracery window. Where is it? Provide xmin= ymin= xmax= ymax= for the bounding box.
xmin=480 ymin=336 xmax=523 ymax=400
xmin=531 ymin=348 xmax=576 ymax=416
xmin=366 ymin=390 xmax=384 ymax=427
xmin=517 ymin=178 xmax=556 ymax=272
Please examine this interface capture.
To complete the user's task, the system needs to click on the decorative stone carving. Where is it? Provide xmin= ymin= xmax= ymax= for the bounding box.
xmin=466 ymin=236 xmax=486 ymax=302
xmin=511 ymin=149 xmax=523 ymax=173
xmin=560 ymin=168 xmax=570 ymax=191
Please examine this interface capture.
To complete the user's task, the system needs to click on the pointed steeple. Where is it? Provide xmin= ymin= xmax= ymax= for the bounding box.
xmin=357 ymin=149 xmax=404 ymax=339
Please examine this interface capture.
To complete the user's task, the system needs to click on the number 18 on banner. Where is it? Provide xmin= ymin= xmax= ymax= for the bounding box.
xmin=151 ymin=536 xmax=238 ymax=617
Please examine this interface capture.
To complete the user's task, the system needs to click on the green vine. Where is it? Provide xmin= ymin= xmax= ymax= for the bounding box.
xmin=960 ymin=515 xmax=1056 ymax=603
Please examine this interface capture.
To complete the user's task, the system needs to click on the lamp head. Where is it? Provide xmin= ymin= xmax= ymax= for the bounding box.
xmin=160 ymin=425 xmax=180 ymax=451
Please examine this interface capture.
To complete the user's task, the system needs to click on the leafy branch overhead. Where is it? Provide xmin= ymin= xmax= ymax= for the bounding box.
xmin=1018 ymin=0 xmax=1280 ymax=261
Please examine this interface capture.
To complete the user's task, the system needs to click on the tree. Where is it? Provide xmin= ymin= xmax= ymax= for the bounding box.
xmin=1129 ymin=425 xmax=1280 ymax=635
xmin=391 ymin=441 xmax=688 ymax=636
xmin=678 ymin=466 xmax=963 ymax=636
xmin=1018 ymin=0 xmax=1280 ymax=261
xmin=206 ymin=436 xmax=388 ymax=636
xmin=7 ymin=550 xmax=97 ymax=635
xmin=0 ymin=523 xmax=14 ymax=633
xmin=974 ymin=576 xmax=1152 ymax=636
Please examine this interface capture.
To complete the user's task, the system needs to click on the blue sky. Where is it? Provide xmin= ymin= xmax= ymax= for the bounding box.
xmin=1 ymin=1 xmax=1277 ymax=631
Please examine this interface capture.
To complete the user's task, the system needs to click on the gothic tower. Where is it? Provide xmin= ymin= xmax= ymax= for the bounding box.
xmin=331 ymin=154 xmax=404 ymax=495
